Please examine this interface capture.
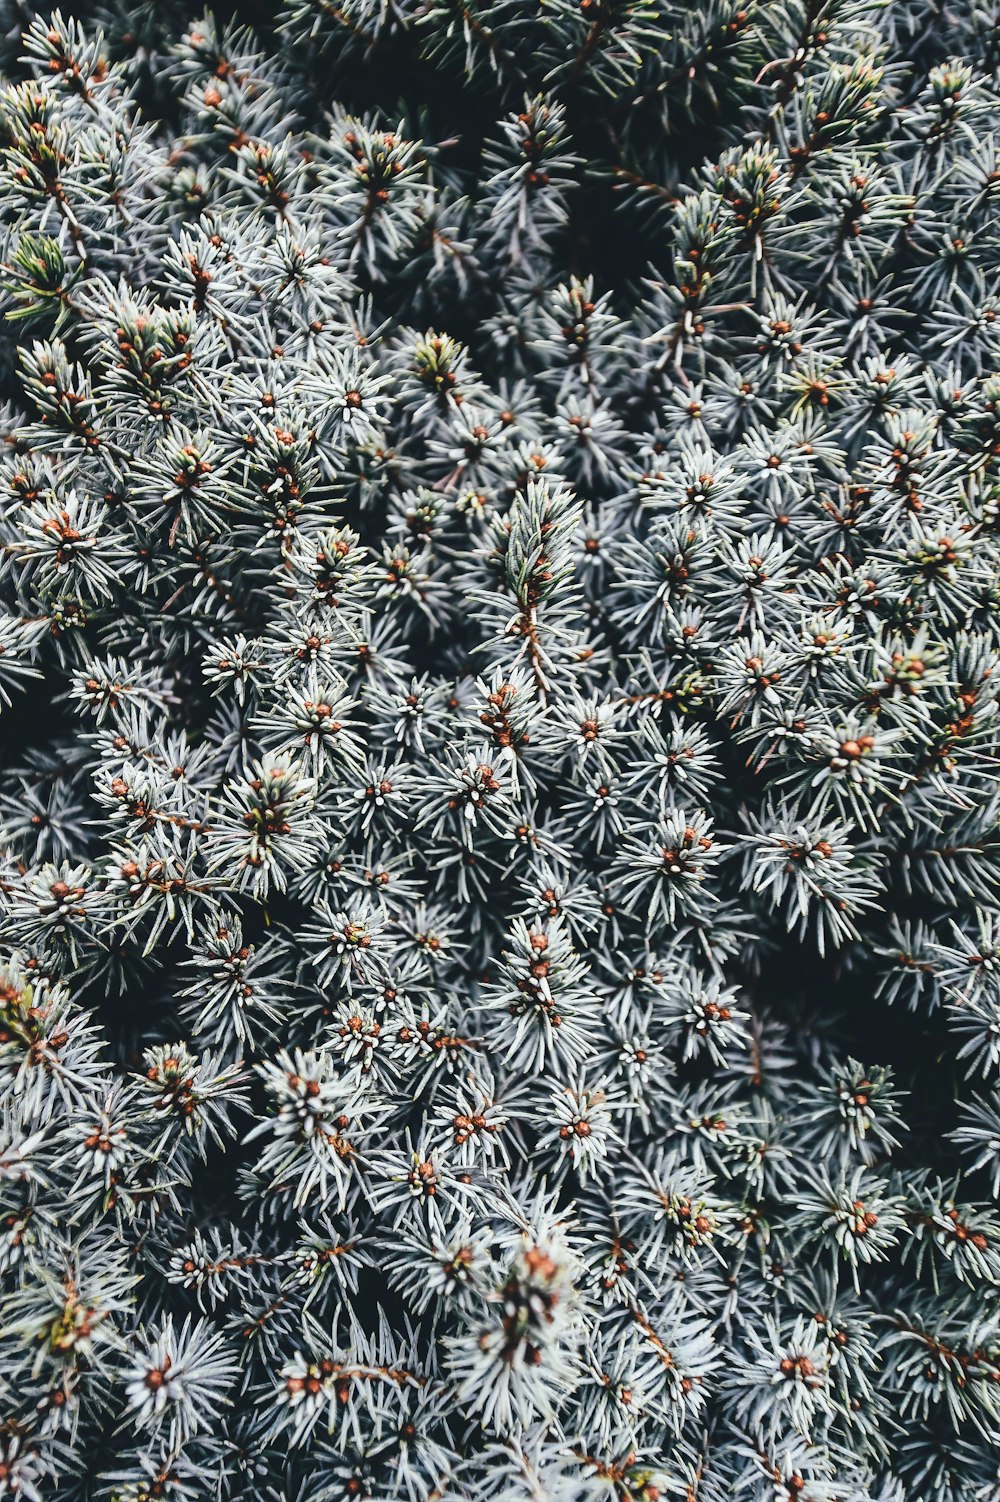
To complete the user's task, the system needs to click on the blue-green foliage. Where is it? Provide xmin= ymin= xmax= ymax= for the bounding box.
xmin=1 ymin=2 xmax=1000 ymax=1498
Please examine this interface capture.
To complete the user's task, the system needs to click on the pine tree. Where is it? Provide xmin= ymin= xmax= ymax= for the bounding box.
xmin=1 ymin=1 xmax=1000 ymax=1498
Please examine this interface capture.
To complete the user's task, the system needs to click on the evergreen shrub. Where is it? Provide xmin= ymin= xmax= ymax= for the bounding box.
xmin=1 ymin=2 xmax=1000 ymax=1497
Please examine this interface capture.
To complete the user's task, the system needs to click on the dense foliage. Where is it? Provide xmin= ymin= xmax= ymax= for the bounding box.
xmin=1 ymin=1 xmax=1000 ymax=1497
